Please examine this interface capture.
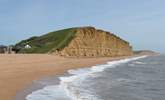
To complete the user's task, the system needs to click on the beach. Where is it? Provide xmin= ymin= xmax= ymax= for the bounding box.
xmin=0 ymin=54 xmax=131 ymax=100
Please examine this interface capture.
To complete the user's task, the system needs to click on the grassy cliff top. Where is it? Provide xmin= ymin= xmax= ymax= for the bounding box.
xmin=15 ymin=28 xmax=77 ymax=53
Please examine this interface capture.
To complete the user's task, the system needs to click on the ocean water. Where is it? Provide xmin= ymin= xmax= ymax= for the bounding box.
xmin=25 ymin=55 xmax=165 ymax=100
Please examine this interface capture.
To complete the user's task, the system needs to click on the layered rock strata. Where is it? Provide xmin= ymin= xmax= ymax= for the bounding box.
xmin=56 ymin=27 xmax=133 ymax=57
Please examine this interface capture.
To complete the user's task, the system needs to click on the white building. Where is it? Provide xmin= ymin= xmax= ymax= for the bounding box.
xmin=25 ymin=44 xmax=31 ymax=49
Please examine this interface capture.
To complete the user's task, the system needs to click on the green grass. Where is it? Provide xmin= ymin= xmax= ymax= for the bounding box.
xmin=15 ymin=28 xmax=77 ymax=53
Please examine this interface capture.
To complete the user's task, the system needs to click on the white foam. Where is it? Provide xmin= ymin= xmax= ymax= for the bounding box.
xmin=133 ymin=61 xmax=146 ymax=65
xmin=26 ymin=85 xmax=70 ymax=100
xmin=26 ymin=55 xmax=147 ymax=100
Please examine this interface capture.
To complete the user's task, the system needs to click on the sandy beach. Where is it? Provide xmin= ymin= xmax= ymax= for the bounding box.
xmin=0 ymin=54 xmax=132 ymax=100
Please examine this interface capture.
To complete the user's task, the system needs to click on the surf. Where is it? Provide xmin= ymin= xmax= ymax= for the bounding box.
xmin=26 ymin=55 xmax=147 ymax=100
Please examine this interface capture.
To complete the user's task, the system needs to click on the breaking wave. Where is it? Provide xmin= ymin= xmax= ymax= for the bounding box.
xmin=26 ymin=55 xmax=147 ymax=100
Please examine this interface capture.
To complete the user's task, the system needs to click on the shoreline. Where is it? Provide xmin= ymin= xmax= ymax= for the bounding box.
xmin=0 ymin=54 xmax=139 ymax=100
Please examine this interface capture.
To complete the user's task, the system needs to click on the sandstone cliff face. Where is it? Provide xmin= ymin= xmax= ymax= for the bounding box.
xmin=56 ymin=27 xmax=133 ymax=57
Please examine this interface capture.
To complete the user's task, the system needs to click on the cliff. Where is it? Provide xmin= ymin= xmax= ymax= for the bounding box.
xmin=15 ymin=26 xmax=133 ymax=57
xmin=55 ymin=27 xmax=133 ymax=57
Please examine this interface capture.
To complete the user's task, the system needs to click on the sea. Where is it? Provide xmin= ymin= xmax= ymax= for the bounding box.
xmin=24 ymin=55 xmax=165 ymax=100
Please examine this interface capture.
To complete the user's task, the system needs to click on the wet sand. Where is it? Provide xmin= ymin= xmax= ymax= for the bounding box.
xmin=0 ymin=54 xmax=132 ymax=100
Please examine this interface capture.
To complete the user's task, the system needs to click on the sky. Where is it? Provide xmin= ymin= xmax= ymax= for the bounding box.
xmin=0 ymin=0 xmax=164 ymax=53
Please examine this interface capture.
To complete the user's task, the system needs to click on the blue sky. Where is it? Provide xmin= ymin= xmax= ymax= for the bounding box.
xmin=0 ymin=0 xmax=164 ymax=53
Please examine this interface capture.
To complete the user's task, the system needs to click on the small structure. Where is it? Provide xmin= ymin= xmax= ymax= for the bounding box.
xmin=0 ymin=45 xmax=7 ymax=53
xmin=25 ymin=44 xmax=31 ymax=49
xmin=0 ymin=45 xmax=15 ymax=54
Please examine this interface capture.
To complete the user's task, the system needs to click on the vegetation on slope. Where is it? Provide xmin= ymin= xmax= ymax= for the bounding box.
xmin=15 ymin=28 xmax=77 ymax=53
xmin=134 ymin=50 xmax=158 ymax=55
